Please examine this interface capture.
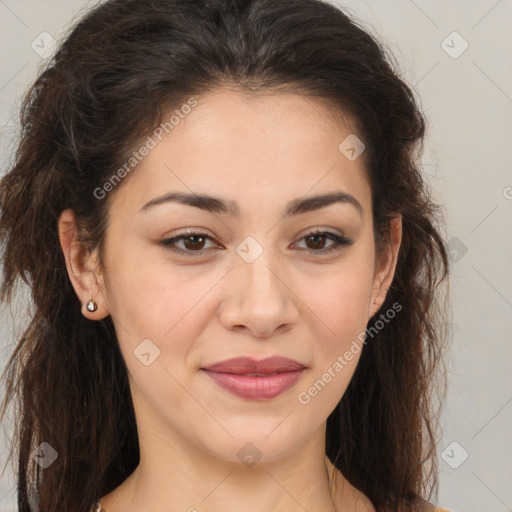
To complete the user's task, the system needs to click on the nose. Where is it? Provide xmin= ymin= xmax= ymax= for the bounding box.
xmin=218 ymin=251 xmax=300 ymax=338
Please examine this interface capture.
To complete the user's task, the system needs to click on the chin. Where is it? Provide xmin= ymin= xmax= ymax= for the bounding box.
xmin=191 ymin=419 xmax=312 ymax=465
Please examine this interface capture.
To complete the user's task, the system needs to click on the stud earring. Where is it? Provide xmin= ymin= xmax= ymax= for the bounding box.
xmin=86 ymin=299 xmax=98 ymax=312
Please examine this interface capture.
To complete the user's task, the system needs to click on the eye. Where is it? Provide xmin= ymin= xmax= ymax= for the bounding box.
xmin=160 ymin=231 xmax=217 ymax=254
xmin=293 ymin=230 xmax=353 ymax=254
xmin=160 ymin=229 xmax=353 ymax=256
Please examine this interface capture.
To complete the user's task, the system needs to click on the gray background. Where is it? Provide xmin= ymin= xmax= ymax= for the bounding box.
xmin=1 ymin=1 xmax=511 ymax=511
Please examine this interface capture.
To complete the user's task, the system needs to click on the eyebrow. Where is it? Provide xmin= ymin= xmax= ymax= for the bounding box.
xmin=139 ymin=190 xmax=363 ymax=219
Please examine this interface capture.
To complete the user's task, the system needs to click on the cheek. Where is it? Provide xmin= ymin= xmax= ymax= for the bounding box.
xmin=299 ymin=261 xmax=374 ymax=344
xmin=293 ymin=257 xmax=375 ymax=411
xmin=104 ymin=239 xmax=206 ymax=332
xmin=330 ymin=273 xmax=373 ymax=334
xmin=294 ymin=267 xmax=373 ymax=413
xmin=107 ymin=265 xmax=209 ymax=412
xmin=104 ymin=251 xmax=229 ymax=382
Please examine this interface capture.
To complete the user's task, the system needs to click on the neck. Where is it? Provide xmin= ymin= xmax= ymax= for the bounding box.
xmin=101 ymin=411 xmax=339 ymax=512
xmin=117 ymin=445 xmax=339 ymax=512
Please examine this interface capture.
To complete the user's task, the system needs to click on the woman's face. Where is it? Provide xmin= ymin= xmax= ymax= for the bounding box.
xmin=67 ymin=88 xmax=401 ymax=464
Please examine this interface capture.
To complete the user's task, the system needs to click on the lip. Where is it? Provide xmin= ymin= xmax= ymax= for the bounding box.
xmin=202 ymin=356 xmax=305 ymax=374
xmin=201 ymin=356 xmax=306 ymax=400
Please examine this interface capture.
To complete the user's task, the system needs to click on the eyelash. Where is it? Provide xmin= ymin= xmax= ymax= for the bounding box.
xmin=160 ymin=230 xmax=353 ymax=256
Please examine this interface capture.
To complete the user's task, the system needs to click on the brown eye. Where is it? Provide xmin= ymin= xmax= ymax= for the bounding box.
xmin=305 ymin=233 xmax=328 ymax=250
xmin=295 ymin=230 xmax=353 ymax=254
xmin=161 ymin=232 xmax=217 ymax=254
xmin=182 ymin=234 xmax=207 ymax=250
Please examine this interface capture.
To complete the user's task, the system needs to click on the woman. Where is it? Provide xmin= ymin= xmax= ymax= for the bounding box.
xmin=0 ymin=0 xmax=452 ymax=511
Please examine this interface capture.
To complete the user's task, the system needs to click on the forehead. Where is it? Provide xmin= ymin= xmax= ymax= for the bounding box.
xmin=180 ymin=87 xmax=357 ymax=153
xmin=111 ymin=87 xmax=371 ymax=217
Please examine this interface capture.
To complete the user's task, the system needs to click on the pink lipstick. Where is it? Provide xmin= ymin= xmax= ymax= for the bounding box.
xmin=201 ymin=356 xmax=305 ymax=400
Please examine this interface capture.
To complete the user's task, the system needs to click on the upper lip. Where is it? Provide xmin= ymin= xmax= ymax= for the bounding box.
xmin=201 ymin=356 xmax=305 ymax=375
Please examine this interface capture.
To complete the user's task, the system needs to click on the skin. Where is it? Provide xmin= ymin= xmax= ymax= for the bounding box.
xmin=59 ymin=87 xmax=402 ymax=512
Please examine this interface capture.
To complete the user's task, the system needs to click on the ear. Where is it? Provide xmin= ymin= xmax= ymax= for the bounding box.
xmin=58 ymin=208 xmax=109 ymax=320
xmin=368 ymin=214 xmax=402 ymax=319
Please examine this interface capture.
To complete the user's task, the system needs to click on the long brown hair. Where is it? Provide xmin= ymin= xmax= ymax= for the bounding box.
xmin=0 ymin=0 xmax=450 ymax=511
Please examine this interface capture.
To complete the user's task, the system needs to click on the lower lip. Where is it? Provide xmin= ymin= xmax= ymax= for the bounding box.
xmin=202 ymin=369 xmax=304 ymax=400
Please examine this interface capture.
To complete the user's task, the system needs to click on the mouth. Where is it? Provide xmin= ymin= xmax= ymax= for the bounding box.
xmin=200 ymin=356 xmax=306 ymax=400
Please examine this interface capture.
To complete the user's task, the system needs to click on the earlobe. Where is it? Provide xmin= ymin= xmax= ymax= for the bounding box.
xmin=369 ymin=214 xmax=402 ymax=318
xmin=58 ymin=209 xmax=109 ymax=320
